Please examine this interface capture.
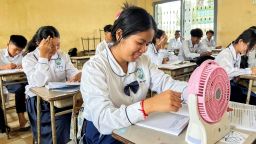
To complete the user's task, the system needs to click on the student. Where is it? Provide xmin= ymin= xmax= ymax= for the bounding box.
xmin=201 ymin=30 xmax=221 ymax=50
xmin=146 ymin=29 xmax=170 ymax=65
xmin=22 ymin=26 xmax=81 ymax=143
xmin=215 ymin=27 xmax=256 ymax=105
xmin=178 ymin=28 xmax=212 ymax=62
xmin=247 ymin=26 xmax=256 ymax=68
xmin=80 ymin=5 xmax=187 ymax=143
xmin=167 ymin=30 xmax=183 ymax=51
xmin=0 ymin=35 xmax=29 ymax=130
xmin=95 ymin=24 xmax=113 ymax=54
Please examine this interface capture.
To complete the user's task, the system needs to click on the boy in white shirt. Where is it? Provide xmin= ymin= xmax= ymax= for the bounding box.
xmin=167 ymin=30 xmax=183 ymax=51
xmin=0 ymin=35 xmax=29 ymax=130
xmin=179 ymin=28 xmax=212 ymax=62
xmin=95 ymin=24 xmax=113 ymax=54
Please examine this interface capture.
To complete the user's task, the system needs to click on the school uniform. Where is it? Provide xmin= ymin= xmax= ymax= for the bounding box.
xmin=215 ymin=44 xmax=256 ymax=104
xmin=167 ymin=38 xmax=182 ymax=51
xmin=95 ymin=40 xmax=113 ymax=55
xmin=0 ymin=48 xmax=26 ymax=114
xmin=178 ymin=39 xmax=208 ymax=61
xmin=80 ymin=45 xmax=188 ymax=143
xmin=22 ymin=48 xmax=80 ymax=144
xmin=248 ymin=49 xmax=256 ymax=67
xmin=145 ymin=43 xmax=167 ymax=65
xmin=201 ymin=37 xmax=216 ymax=50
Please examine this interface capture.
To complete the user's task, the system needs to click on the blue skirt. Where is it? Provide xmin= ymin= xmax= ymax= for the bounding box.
xmin=26 ymin=96 xmax=72 ymax=144
xmin=82 ymin=120 xmax=123 ymax=144
xmin=230 ymin=80 xmax=256 ymax=105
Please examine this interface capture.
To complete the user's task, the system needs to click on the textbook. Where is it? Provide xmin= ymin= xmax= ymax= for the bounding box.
xmin=136 ymin=104 xmax=189 ymax=136
xmin=45 ymin=82 xmax=80 ymax=92
xmin=228 ymin=102 xmax=256 ymax=132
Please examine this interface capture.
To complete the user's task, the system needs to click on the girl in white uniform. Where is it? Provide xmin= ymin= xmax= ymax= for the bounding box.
xmin=80 ymin=5 xmax=187 ymax=144
xmin=146 ymin=29 xmax=168 ymax=65
xmin=22 ymin=26 xmax=81 ymax=143
xmin=215 ymin=27 xmax=256 ymax=105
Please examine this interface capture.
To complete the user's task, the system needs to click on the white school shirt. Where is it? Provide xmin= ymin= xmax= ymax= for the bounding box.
xmin=0 ymin=48 xmax=23 ymax=94
xmin=178 ymin=39 xmax=207 ymax=61
xmin=145 ymin=43 xmax=167 ymax=65
xmin=80 ymin=45 xmax=188 ymax=135
xmin=22 ymin=48 xmax=80 ymax=97
xmin=95 ymin=40 xmax=113 ymax=55
xmin=215 ymin=44 xmax=252 ymax=80
xmin=167 ymin=38 xmax=182 ymax=50
xmin=248 ymin=49 xmax=256 ymax=67
xmin=201 ymin=38 xmax=216 ymax=50
xmin=0 ymin=48 xmax=23 ymax=66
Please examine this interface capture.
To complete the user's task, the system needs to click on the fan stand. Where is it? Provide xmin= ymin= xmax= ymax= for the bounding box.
xmin=185 ymin=94 xmax=230 ymax=144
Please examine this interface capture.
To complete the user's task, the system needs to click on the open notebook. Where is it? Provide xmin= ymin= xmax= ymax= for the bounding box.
xmin=45 ymin=82 xmax=80 ymax=92
xmin=136 ymin=104 xmax=189 ymax=136
xmin=228 ymin=102 xmax=256 ymax=132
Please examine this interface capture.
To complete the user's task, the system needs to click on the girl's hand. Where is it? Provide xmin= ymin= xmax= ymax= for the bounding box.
xmin=143 ymin=90 xmax=182 ymax=115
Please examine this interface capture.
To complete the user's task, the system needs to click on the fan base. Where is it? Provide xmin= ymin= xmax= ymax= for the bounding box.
xmin=185 ymin=94 xmax=230 ymax=144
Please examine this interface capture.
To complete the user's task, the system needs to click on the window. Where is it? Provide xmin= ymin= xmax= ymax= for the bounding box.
xmin=154 ymin=0 xmax=216 ymax=40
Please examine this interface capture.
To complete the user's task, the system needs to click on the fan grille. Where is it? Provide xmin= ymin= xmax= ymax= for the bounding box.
xmin=188 ymin=60 xmax=230 ymax=123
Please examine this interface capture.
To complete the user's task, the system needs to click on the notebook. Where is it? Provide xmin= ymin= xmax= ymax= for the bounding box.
xmin=228 ymin=102 xmax=256 ymax=132
xmin=136 ymin=104 xmax=189 ymax=136
xmin=45 ymin=82 xmax=80 ymax=92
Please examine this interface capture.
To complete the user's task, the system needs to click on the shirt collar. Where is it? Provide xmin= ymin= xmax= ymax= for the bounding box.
xmin=105 ymin=44 xmax=137 ymax=77
xmin=4 ymin=48 xmax=22 ymax=59
xmin=229 ymin=44 xmax=239 ymax=60
xmin=188 ymin=39 xmax=199 ymax=48
xmin=4 ymin=48 xmax=9 ymax=57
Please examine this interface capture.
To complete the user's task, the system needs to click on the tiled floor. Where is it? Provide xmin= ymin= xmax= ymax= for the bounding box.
xmin=0 ymin=96 xmax=33 ymax=144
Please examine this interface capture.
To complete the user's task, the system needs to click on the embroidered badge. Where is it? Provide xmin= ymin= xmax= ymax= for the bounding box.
xmin=136 ymin=68 xmax=144 ymax=80
xmin=55 ymin=58 xmax=62 ymax=65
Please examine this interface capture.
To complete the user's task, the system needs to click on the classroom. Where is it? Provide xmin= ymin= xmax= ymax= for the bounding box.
xmin=0 ymin=0 xmax=256 ymax=144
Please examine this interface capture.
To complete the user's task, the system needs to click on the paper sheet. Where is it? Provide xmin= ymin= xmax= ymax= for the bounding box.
xmin=220 ymin=130 xmax=248 ymax=144
xmin=0 ymin=69 xmax=23 ymax=74
xmin=228 ymin=102 xmax=256 ymax=132
xmin=136 ymin=112 xmax=189 ymax=136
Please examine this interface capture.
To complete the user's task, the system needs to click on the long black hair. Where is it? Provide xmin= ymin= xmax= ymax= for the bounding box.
xmin=26 ymin=26 xmax=60 ymax=53
xmin=232 ymin=27 xmax=256 ymax=51
xmin=111 ymin=4 xmax=157 ymax=45
xmin=152 ymin=29 xmax=165 ymax=45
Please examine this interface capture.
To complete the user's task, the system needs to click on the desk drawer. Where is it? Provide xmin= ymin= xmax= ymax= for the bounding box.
xmin=54 ymin=97 xmax=73 ymax=108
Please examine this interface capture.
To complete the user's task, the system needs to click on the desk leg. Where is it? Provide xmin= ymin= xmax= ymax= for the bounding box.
xmin=75 ymin=61 xmax=78 ymax=69
xmin=246 ymin=80 xmax=253 ymax=104
xmin=50 ymin=101 xmax=56 ymax=144
xmin=0 ymin=77 xmax=9 ymax=138
xmin=37 ymin=96 xmax=41 ymax=144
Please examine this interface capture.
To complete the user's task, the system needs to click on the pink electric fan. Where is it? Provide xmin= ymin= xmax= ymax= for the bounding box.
xmin=186 ymin=60 xmax=231 ymax=144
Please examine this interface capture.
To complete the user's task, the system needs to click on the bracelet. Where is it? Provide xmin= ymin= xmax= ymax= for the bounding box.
xmin=140 ymin=100 xmax=148 ymax=119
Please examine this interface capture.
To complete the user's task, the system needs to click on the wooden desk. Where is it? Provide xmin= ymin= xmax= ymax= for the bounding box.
xmin=30 ymin=87 xmax=78 ymax=144
xmin=240 ymin=74 xmax=256 ymax=104
xmin=212 ymin=48 xmax=222 ymax=54
xmin=112 ymin=125 xmax=256 ymax=144
xmin=70 ymin=55 xmax=92 ymax=69
xmin=158 ymin=62 xmax=197 ymax=81
xmin=0 ymin=69 xmax=27 ymax=138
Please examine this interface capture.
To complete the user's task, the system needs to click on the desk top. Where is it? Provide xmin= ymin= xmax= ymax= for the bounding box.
xmin=158 ymin=62 xmax=197 ymax=71
xmin=30 ymin=87 xmax=77 ymax=101
xmin=0 ymin=69 xmax=24 ymax=76
xmin=70 ymin=55 xmax=92 ymax=60
xmin=112 ymin=125 xmax=256 ymax=144
xmin=240 ymin=74 xmax=256 ymax=80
